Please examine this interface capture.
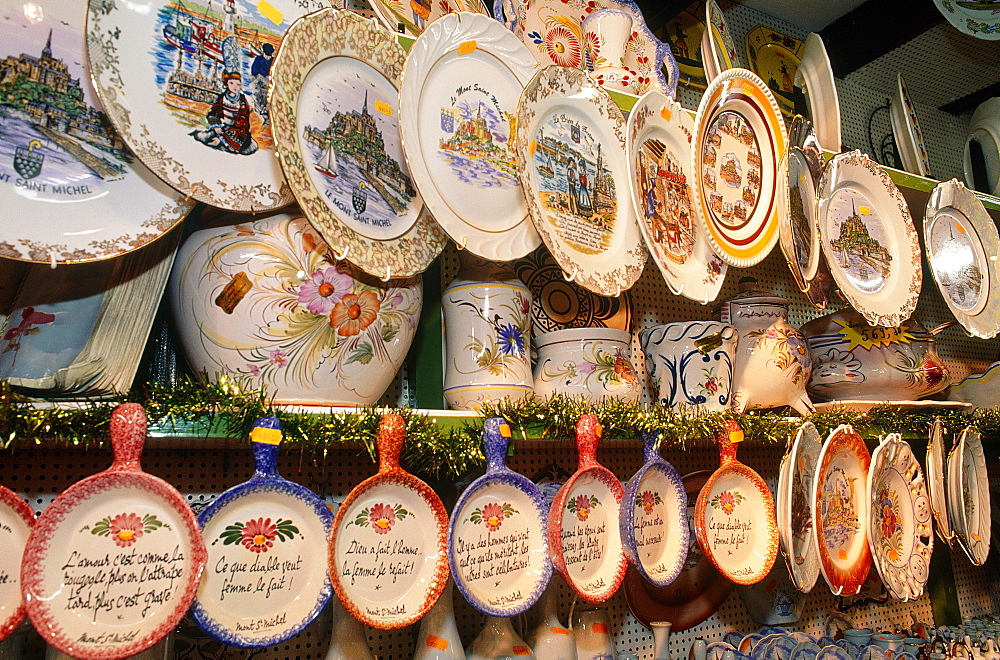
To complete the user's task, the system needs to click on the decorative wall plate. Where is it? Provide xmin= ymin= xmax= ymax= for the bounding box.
xmin=449 ymin=418 xmax=552 ymax=616
xmin=692 ymin=68 xmax=786 ymax=267
xmin=783 ymin=116 xmax=828 ymax=305
xmin=663 ymin=7 xmax=709 ymax=90
xmin=694 ymin=421 xmax=779 ymax=585
xmin=514 ymin=66 xmax=647 ymax=296
xmin=926 ymin=419 xmax=953 ymax=542
xmin=270 ymin=9 xmax=446 ymax=279
xmin=925 ymin=179 xmax=1000 ymax=338
xmin=192 ymin=417 xmax=334 ymax=647
xmin=745 ymin=26 xmax=804 ymax=118
xmin=1 ymin=0 xmax=192 ymax=264
xmin=794 ymin=34 xmax=841 ymax=152
xmin=399 ymin=13 xmax=540 ymax=261
xmin=369 ymin=0 xmax=488 ymax=37
xmin=21 ymin=404 xmax=207 ymax=659
xmin=547 ymin=415 xmax=627 ymax=603
xmin=964 ymin=97 xmax=1000 ymax=196
xmin=86 ymin=0 xmax=323 ymax=212
xmin=777 ymin=421 xmax=822 ymax=593
xmin=866 ymin=434 xmax=932 ymax=601
xmin=932 ymin=0 xmax=1000 ymax=40
xmin=890 ymin=74 xmax=931 ymax=177
xmin=701 ymin=28 xmax=719 ymax=84
xmin=811 ymin=424 xmax=871 ymax=596
xmin=493 ymin=0 xmax=679 ymax=97
xmin=705 ymin=0 xmax=742 ymax=75
xmin=949 ymin=427 xmax=991 ymax=565
xmin=626 ymin=91 xmax=728 ymax=303
xmin=620 ymin=434 xmax=688 ymax=587
xmin=328 ymin=414 xmax=449 ymax=629
xmin=817 ymin=150 xmax=922 ymax=327
xmin=0 ymin=485 xmax=33 ymax=641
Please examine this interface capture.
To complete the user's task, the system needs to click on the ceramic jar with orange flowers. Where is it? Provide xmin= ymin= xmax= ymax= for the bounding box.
xmin=169 ymin=212 xmax=422 ymax=405
xmin=532 ymin=328 xmax=641 ymax=403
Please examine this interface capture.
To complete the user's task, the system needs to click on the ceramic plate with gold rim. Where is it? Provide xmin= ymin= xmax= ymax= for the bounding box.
xmin=692 ymin=68 xmax=786 ymax=268
xmin=270 ymin=9 xmax=447 ymax=279
xmin=514 ymin=65 xmax=647 ymax=296
xmin=926 ymin=419 xmax=953 ymax=542
xmin=794 ymin=33 xmax=841 ymax=153
xmin=817 ymin=150 xmax=922 ymax=328
xmin=782 ymin=116 xmax=826 ymax=302
xmin=949 ymin=427 xmax=991 ymax=565
xmin=777 ymin=421 xmax=821 ymax=593
xmin=890 ymin=74 xmax=931 ymax=177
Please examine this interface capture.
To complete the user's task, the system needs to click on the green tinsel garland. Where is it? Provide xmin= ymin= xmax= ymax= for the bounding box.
xmin=0 ymin=378 xmax=992 ymax=480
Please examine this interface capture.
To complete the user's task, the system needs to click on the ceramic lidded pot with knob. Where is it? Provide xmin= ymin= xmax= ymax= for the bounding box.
xmin=717 ymin=277 xmax=814 ymax=414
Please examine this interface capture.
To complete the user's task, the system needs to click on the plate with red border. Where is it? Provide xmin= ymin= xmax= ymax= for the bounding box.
xmin=0 ymin=484 xmax=33 ymax=641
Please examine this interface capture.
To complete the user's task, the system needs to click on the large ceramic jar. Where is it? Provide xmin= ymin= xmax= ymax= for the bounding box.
xmin=169 ymin=213 xmax=422 ymax=405
xmin=640 ymin=321 xmax=738 ymax=412
xmin=533 ymin=328 xmax=641 ymax=403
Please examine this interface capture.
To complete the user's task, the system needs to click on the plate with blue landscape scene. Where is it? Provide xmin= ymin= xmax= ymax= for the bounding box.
xmin=514 ymin=65 xmax=646 ymax=297
xmin=0 ymin=0 xmax=193 ymax=264
xmin=817 ymin=150 xmax=922 ymax=327
xmin=270 ymin=9 xmax=447 ymax=278
xmin=399 ymin=13 xmax=541 ymax=261
xmin=86 ymin=0 xmax=327 ymax=212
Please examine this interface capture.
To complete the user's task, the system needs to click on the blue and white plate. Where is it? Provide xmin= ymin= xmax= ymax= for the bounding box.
xmin=857 ymin=645 xmax=889 ymax=660
xmin=449 ymin=418 xmax=552 ymax=616
xmin=816 ymin=645 xmax=852 ymax=660
xmin=791 ymin=642 xmax=822 ymax=660
xmin=192 ymin=417 xmax=334 ymax=648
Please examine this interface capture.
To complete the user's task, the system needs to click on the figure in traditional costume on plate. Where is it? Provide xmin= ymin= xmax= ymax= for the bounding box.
xmin=566 ymin=157 xmax=579 ymax=214
xmin=576 ymin=158 xmax=593 ymax=215
xmin=249 ymin=43 xmax=275 ymax=126
xmin=411 ymin=0 xmax=431 ymax=30
xmin=190 ymin=71 xmax=259 ymax=155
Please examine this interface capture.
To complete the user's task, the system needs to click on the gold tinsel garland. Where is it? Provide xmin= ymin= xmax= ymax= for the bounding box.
xmin=0 ymin=378 xmax=990 ymax=480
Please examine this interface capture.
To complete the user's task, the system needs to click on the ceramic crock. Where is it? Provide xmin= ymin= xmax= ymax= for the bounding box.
xmin=533 ymin=328 xmax=641 ymax=403
xmin=640 ymin=321 xmax=738 ymax=412
xmin=800 ymin=308 xmax=950 ymax=401
xmin=169 ymin=212 xmax=422 ymax=405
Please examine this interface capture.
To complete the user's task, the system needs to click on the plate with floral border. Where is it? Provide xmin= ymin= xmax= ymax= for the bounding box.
xmin=514 ymin=66 xmax=647 ymax=296
xmin=399 ymin=12 xmax=540 ymax=262
xmin=86 ymin=0 xmax=327 ymax=212
xmin=783 ymin=116 xmax=829 ymax=307
xmin=620 ymin=434 xmax=688 ymax=587
xmin=1 ymin=0 xmax=193 ymax=264
xmin=548 ymin=415 xmax=627 ymax=603
xmin=890 ymin=74 xmax=931 ymax=177
xmin=328 ymin=414 xmax=449 ymax=629
xmin=626 ymin=90 xmax=728 ymax=303
xmin=745 ymin=26 xmax=804 ymax=119
xmin=933 ymin=0 xmax=1000 ymax=40
xmin=949 ymin=426 xmax=991 ymax=565
xmin=449 ymin=418 xmax=552 ymax=616
xmin=493 ymin=0 xmax=679 ymax=97
xmin=192 ymin=417 xmax=334 ymax=647
xmin=925 ymin=179 xmax=1000 ymax=339
xmin=691 ymin=68 xmax=787 ymax=267
xmin=794 ymin=34 xmax=841 ymax=153
xmin=270 ymin=9 xmax=447 ymax=279
xmin=705 ymin=0 xmax=742 ymax=75
xmin=817 ymin=150 xmax=922 ymax=327
xmin=777 ymin=421 xmax=822 ymax=592
xmin=20 ymin=404 xmax=207 ymax=659
xmin=811 ymin=424 xmax=871 ymax=596
xmin=0 ymin=483 xmax=33 ymax=641
xmin=926 ymin=418 xmax=954 ymax=542
xmin=867 ymin=433 xmax=933 ymax=601
xmin=695 ymin=420 xmax=779 ymax=585
xmin=369 ymin=0 xmax=489 ymax=38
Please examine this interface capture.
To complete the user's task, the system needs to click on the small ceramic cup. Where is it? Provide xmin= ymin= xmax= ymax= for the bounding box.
xmin=844 ymin=630 xmax=875 ymax=647
xmin=874 ymin=633 xmax=905 ymax=658
xmin=533 ymin=328 xmax=641 ymax=403
xmin=640 ymin=321 xmax=737 ymax=412
xmin=903 ymin=638 xmax=927 ymax=656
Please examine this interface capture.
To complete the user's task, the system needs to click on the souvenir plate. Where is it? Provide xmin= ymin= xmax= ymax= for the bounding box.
xmin=270 ymin=9 xmax=446 ymax=279
xmin=890 ymin=74 xmax=931 ymax=177
xmin=694 ymin=421 xmax=779 ymax=585
xmin=950 ymin=427 xmax=991 ymax=565
xmin=783 ymin=116 xmax=829 ymax=306
xmin=620 ymin=435 xmax=688 ymax=587
xmin=449 ymin=419 xmax=552 ymax=616
xmin=329 ymin=414 xmax=449 ymax=629
xmin=811 ymin=424 xmax=872 ymax=596
xmin=817 ymin=150 xmax=922 ymax=327
xmin=867 ymin=434 xmax=932 ymax=601
xmin=192 ymin=418 xmax=334 ymax=647
xmin=692 ymin=68 xmax=786 ymax=267
xmin=21 ymin=404 xmax=207 ymax=659
xmin=926 ymin=419 xmax=953 ymax=541
xmin=2 ymin=0 xmax=192 ymax=264
xmin=794 ymin=34 xmax=841 ymax=152
xmin=369 ymin=0 xmax=488 ymax=37
xmin=701 ymin=28 xmax=719 ymax=84
xmin=705 ymin=0 xmax=742 ymax=74
xmin=925 ymin=179 xmax=1000 ymax=338
xmin=548 ymin=415 xmax=626 ymax=603
xmin=932 ymin=0 xmax=1000 ymax=40
xmin=399 ymin=13 xmax=540 ymax=261
xmin=745 ymin=26 xmax=804 ymax=118
xmin=86 ymin=0 xmax=322 ymax=212
xmin=514 ymin=66 xmax=647 ymax=296
xmin=664 ymin=6 xmax=709 ymax=90
xmin=626 ymin=91 xmax=728 ymax=303
xmin=0 ymin=485 xmax=33 ymax=640
xmin=777 ymin=421 xmax=822 ymax=592
xmin=493 ymin=0 xmax=679 ymax=97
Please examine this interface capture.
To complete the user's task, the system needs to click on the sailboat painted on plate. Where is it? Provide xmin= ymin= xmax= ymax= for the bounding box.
xmin=315 ymin=141 xmax=339 ymax=178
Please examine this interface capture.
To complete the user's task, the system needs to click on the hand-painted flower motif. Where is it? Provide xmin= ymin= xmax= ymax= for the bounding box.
xmin=298 ymin=266 xmax=354 ymax=314
xmin=497 ymin=324 xmax=525 ymax=357
xmin=637 ymin=490 xmax=662 ymax=515
xmin=330 ymin=290 xmax=381 ymax=337
xmin=545 ymin=26 xmax=582 ymax=67
xmin=349 ymin=502 xmax=411 ymax=534
xmin=710 ymin=490 xmax=744 ymax=515
xmin=268 ymin=349 xmax=288 ymax=367
xmin=85 ymin=512 xmax=169 ymax=546
xmin=217 ymin=517 xmax=301 ymax=552
xmin=567 ymin=493 xmax=600 ymax=521
xmin=468 ymin=502 xmax=519 ymax=531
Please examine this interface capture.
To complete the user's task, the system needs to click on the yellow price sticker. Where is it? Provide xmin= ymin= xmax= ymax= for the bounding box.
xmin=458 ymin=40 xmax=478 ymax=55
xmin=257 ymin=0 xmax=283 ymax=25
xmin=595 ymin=422 xmax=604 ymax=438
xmin=426 ymin=636 xmax=449 ymax=650
xmin=834 ymin=319 xmax=912 ymax=351
xmin=729 ymin=429 xmax=745 ymax=444
xmin=375 ymin=100 xmax=393 ymax=116
xmin=741 ymin=82 xmax=756 ymax=97
xmin=551 ymin=627 xmax=570 ymax=635
xmin=500 ymin=424 xmax=511 ymax=438
xmin=250 ymin=426 xmax=282 ymax=445
xmin=528 ymin=139 xmax=537 ymax=156
xmin=858 ymin=205 xmax=871 ymax=215
xmin=660 ymin=107 xmax=672 ymax=121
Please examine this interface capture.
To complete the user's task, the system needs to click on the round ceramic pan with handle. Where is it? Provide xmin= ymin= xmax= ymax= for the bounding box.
xmin=547 ymin=415 xmax=627 ymax=603
xmin=21 ymin=404 xmax=207 ymax=659
xmin=0 ymin=484 xmax=33 ymax=641
xmin=329 ymin=414 xmax=450 ymax=629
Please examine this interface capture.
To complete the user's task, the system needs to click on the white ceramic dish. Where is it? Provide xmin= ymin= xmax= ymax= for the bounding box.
xmin=890 ymin=74 xmax=931 ymax=177
xmin=1 ymin=0 xmax=192 ymax=264
xmin=933 ymin=0 xmax=1000 ymax=40
xmin=626 ymin=90 xmax=727 ymax=303
xmin=778 ymin=421 xmax=822 ymax=592
xmin=794 ymin=33 xmax=841 ymax=153
xmin=514 ymin=66 xmax=647 ymax=296
xmin=949 ymin=360 xmax=1000 ymax=409
xmin=783 ymin=116 xmax=827 ymax=304
xmin=949 ymin=427 xmax=991 ymax=565
xmin=369 ymin=0 xmax=488 ymax=37
xmin=817 ymin=150 xmax=922 ymax=327
xmin=399 ymin=13 xmax=540 ymax=261
xmin=705 ymin=0 xmax=742 ymax=75
xmin=0 ymin=485 xmax=33 ymax=641
xmin=964 ymin=97 xmax=1000 ymax=196
xmin=926 ymin=419 xmax=953 ymax=542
